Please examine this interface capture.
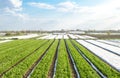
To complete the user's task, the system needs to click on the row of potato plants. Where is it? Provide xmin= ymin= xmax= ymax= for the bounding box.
xmin=2 ymin=40 xmax=54 ymax=78
xmin=30 ymin=40 xmax=58 ymax=78
xmin=0 ymin=40 xmax=36 ymax=73
xmin=66 ymin=40 xmax=100 ymax=78
xmin=72 ymin=40 xmax=120 ymax=77
xmin=54 ymin=40 xmax=73 ymax=78
xmin=0 ymin=40 xmax=47 ymax=73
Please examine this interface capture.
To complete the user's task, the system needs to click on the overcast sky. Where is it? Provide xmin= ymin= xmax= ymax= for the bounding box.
xmin=0 ymin=0 xmax=120 ymax=31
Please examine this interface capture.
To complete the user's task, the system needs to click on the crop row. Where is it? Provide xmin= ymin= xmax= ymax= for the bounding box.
xmin=0 ymin=39 xmax=120 ymax=78
xmin=72 ymin=40 xmax=120 ymax=77
xmin=0 ymin=39 xmax=51 ymax=77
xmin=29 ymin=40 xmax=58 ymax=78
xmin=2 ymin=40 xmax=54 ymax=78
xmin=66 ymin=40 xmax=101 ymax=78
xmin=54 ymin=40 xmax=73 ymax=78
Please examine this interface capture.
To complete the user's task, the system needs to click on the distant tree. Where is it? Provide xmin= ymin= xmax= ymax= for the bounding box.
xmin=5 ymin=32 xmax=11 ymax=36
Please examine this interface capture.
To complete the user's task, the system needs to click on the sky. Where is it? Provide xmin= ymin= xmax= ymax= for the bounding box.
xmin=0 ymin=0 xmax=120 ymax=31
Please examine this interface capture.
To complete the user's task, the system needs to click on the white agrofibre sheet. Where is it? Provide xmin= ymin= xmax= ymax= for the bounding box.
xmin=46 ymin=35 xmax=57 ymax=39
xmin=86 ymin=40 xmax=120 ymax=55
xmin=38 ymin=34 xmax=52 ymax=39
xmin=1 ymin=34 xmax=39 ymax=39
xmin=64 ymin=35 xmax=69 ymax=39
xmin=55 ymin=35 xmax=63 ymax=39
xmin=38 ymin=34 xmax=67 ymax=39
xmin=68 ymin=34 xmax=78 ymax=39
xmin=75 ymin=35 xmax=86 ymax=39
xmin=83 ymin=35 xmax=97 ymax=39
xmin=77 ymin=40 xmax=120 ymax=71
xmin=110 ymin=40 xmax=120 ymax=43
xmin=73 ymin=35 xmax=97 ymax=39
xmin=97 ymin=40 xmax=120 ymax=47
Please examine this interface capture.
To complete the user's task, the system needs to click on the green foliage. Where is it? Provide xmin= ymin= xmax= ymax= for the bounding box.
xmin=66 ymin=40 xmax=100 ymax=78
xmin=0 ymin=40 xmax=40 ymax=73
xmin=31 ymin=40 xmax=58 ymax=78
xmin=72 ymin=40 xmax=120 ymax=78
xmin=0 ymin=39 xmax=120 ymax=78
xmin=2 ymin=40 xmax=53 ymax=78
xmin=55 ymin=40 xmax=73 ymax=78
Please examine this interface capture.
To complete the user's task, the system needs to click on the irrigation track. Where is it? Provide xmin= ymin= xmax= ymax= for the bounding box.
xmin=47 ymin=39 xmax=60 ymax=78
xmin=70 ymin=40 xmax=107 ymax=78
xmin=0 ymin=40 xmax=50 ymax=77
xmin=65 ymin=39 xmax=80 ymax=78
xmin=96 ymin=40 xmax=120 ymax=48
xmin=23 ymin=39 xmax=55 ymax=78
xmin=85 ymin=40 xmax=120 ymax=56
